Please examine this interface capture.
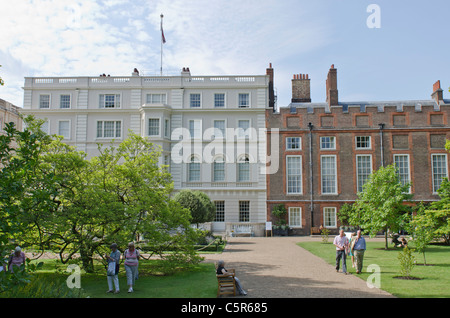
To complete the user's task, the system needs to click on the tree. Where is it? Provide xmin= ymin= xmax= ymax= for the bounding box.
xmin=7 ymin=119 xmax=201 ymax=273
xmin=353 ymin=164 xmax=412 ymax=249
xmin=173 ymin=190 xmax=215 ymax=226
xmin=409 ymin=203 xmax=436 ymax=265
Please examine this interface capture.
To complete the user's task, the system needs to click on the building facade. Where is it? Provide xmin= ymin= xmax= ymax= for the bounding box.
xmin=266 ymin=65 xmax=450 ymax=235
xmin=0 ymin=98 xmax=22 ymax=135
xmin=21 ymin=66 xmax=275 ymax=236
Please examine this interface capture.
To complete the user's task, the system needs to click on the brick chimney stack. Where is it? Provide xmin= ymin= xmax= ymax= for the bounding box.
xmin=431 ymin=80 xmax=444 ymax=104
xmin=266 ymin=63 xmax=275 ymax=109
xmin=291 ymin=73 xmax=311 ymax=103
xmin=326 ymin=64 xmax=339 ymax=107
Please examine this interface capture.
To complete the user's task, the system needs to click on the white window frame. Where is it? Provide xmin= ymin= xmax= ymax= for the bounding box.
xmin=321 ymin=155 xmax=337 ymax=195
xmin=286 ymin=155 xmax=302 ymax=194
xmin=40 ymin=119 xmax=50 ymax=134
xmin=355 ymin=136 xmax=371 ymax=150
xmin=189 ymin=119 xmax=202 ymax=139
xmin=239 ymin=201 xmax=250 ymax=222
xmin=237 ymin=119 xmax=251 ymax=139
xmin=99 ymin=94 xmax=121 ymax=109
xmin=148 ymin=118 xmax=160 ymax=137
xmin=213 ymin=119 xmax=226 ymax=139
xmin=188 ymin=155 xmax=201 ymax=182
xmin=146 ymin=93 xmax=167 ymax=104
xmin=356 ymin=154 xmax=372 ymax=193
xmin=238 ymin=93 xmax=250 ymax=108
xmin=324 ymin=207 xmax=337 ymax=228
xmin=189 ymin=93 xmax=202 ymax=108
xmin=431 ymin=154 xmax=448 ymax=194
xmin=238 ymin=155 xmax=250 ymax=182
xmin=164 ymin=119 xmax=170 ymax=139
xmin=57 ymin=120 xmax=71 ymax=140
xmin=394 ymin=154 xmax=411 ymax=193
xmin=39 ymin=94 xmax=51 ymax=109
xmin=213 ymin=156 xmax=226 ymax=182
xmin=286 ymin=137 xmax=302 ymax=151
xmin=320 ymin=136 xmax=336 ymax=150
xmin=214 ymin=201 xmax=225 ymax=222
xmin=289 ymin=207 xmax=302 ymax=228
xmin=59 ymin=94 xmax=72 ymax=109
xmin=214 ymin=93 xmax=226 ymax=108
xmin=96 ymin=120 xmax=122 ymax=139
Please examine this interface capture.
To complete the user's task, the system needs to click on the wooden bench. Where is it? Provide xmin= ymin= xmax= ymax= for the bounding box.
xmin=216 ymin=269 xmax=236 ymax=297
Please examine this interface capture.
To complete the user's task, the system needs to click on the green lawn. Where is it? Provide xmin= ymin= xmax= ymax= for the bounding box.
xmin=2 ymin=260 xmax=218 ymax=298
xmin=298 ymin=241 xmax=450 ymax=298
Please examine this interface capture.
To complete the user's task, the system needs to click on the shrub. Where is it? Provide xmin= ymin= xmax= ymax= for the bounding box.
xmin=397 ymin=246 xmax=415 ymax=278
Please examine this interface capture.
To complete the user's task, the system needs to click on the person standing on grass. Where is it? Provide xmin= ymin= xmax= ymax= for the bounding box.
xmin=106 ymin=243 xmax=121 ymax=294
xmin=8 ymin=246 xmax=26 ymax=273
xmin=353 ymin=230 xmax=366 ymax=274
xmin=333 ymin=229 xmax=349 ymax=274
xmin=124 ymin=242 xmax=140 ymax=293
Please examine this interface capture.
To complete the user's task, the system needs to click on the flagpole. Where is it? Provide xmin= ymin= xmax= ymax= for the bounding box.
xmin=160 ymin=13 xmax=164 ymax=76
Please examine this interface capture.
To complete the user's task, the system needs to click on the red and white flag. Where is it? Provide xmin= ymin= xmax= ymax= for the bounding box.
xmin=161 ymin=21 xmax=166 ymax=44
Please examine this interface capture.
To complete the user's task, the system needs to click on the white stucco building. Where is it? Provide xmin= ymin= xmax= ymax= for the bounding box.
xmin=21 ymin=66 xmax=275 ymax=236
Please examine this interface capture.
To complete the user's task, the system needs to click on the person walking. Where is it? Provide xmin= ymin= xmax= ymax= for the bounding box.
xmin=333 ymin=229 xmax=349 ymax=274
xmin=353 ymin=230 xmax=366 ymax=274
xmin=106 ymin=243 xmax=121 ymax=294
xmin=123 ymin=242 xmax=140 ymax=293
xmin=8 ymin=246 xmax=26 ymax=273
xmin=348 ymin=232 xmax=357 ymax=268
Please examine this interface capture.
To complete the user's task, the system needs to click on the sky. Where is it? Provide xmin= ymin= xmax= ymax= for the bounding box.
xmin=0 ymin=0 xmax=449 ymax=108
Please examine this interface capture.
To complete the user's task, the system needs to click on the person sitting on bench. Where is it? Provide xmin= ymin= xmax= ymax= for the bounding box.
xmin=216 ymin=260 xmax=247 ymax=296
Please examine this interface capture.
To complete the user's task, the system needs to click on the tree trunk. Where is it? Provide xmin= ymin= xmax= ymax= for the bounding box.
xmin=80 ymin=247 xmax=94 ymax=273
xmin=384 ymin=231 xmax=388 ymax=250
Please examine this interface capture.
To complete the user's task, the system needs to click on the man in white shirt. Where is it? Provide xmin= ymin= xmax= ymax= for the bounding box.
xmin=333 ymin=229 xmax=349 ymax=274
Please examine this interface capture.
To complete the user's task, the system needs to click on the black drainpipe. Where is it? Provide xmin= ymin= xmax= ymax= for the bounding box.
xmin=379 ymin=123 xmax=385 ymax=167
xmin=308 ymin=122 xmax=314 ymax=228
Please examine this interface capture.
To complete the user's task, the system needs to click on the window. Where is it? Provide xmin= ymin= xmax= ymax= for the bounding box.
xmin=238 ymin=93 xmax=250 ymax=108
xmin=146 ymin=93 xmax=166 ymax=104
xmin=214 ymin=201 xmax=225 ymax=222
xmin=190 ymin=93 xmax=201 ymax=108
xmin=287 ymin=156 xmax=302 ymax=194
xmin=40 ymin=120 xmax=49 ymax=134
xmin=97 ymin=121 xmax=121 ymax=138
xmin=320 ymin=136 xmax=336 ymax=150
xmin=238 ymin=120 xmax=250 ymax=138
xmin=164 ymin=119 xmax=170 ymax=138
xmin=189 ymin=120 xmax=202 ymax=139
xmin=188 ymin=156 xmax=201 ymax=182
xmin=99 ymin=94 xmax=120 ymax=108
xmin=239 ymin=201 xmax=250 ymax=222
xmin=324 ymin=207 xmax=337 ymax=228
xmin=60 ymin=95 xmax=71 ymax=109
xmin=213 ymin=157 xmax=225 ymax=182
xmin=213 ymin=120 xmax=225 ymax=138
xmin=286 ymin=137 xmax=301 ymax=150
xmin=238 ymin=156 xmax=250 ymax=182
xmin=321 ymin=155 xmax=337 ymax=194
xmin=214 ymin=93 xmax=225 ymax=108
xmin=289 ymin=207 xmax=302 ymax=228
xmin=58 ymin=121 xmax=70 ymax=139
xmin=39 ymin=95 xmax=50 ymax=108
xmin=432 ymin=154 xmax=448 ymax=193
xmin=148 ymin=118 xmax=160 ymax=136
xmin=356 ymin=155 xmax=372 ymax=193
xmin=394 ymin=154 xmax=411 ymax=192
xmin=356 ymin=136 xmax=371 ymax=149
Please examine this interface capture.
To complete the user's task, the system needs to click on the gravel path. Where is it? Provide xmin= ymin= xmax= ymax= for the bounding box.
xmin=203 ymin=236 xmax=394 ymax=298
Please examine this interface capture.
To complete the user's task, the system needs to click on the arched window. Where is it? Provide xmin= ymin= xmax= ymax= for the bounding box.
xmin=238 ymin=155 xmax=250 ymax=182
xmin=213 ymin=156 xmax=225 ymax=182
xmin=188 ymin=156 xmax=200 ymax=182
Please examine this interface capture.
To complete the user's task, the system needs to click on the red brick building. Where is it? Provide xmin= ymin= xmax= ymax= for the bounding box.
xmin=266 ymin=65 xmax=450 ymax=235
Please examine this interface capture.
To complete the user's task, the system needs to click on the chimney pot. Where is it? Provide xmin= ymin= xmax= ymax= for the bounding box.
xmin=291 ymin=71 xmax=311 ymax=103
xmin=432 ymin=80 xmax=444 ymax=104
xmin=326 ymin=65 xmax=338 ymax=106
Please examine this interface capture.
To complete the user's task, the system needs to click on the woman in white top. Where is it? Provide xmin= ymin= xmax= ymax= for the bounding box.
xmin=123 ymin=242 xmax=141 ymax=293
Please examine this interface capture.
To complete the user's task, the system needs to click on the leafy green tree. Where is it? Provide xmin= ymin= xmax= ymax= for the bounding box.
xmin=173 ymin=189 xmax=215 ymax=226
xmin=409 ymin=203 xmax=436 ymax=264
xmin=353 ymin=164 xmax=412 ymax=249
